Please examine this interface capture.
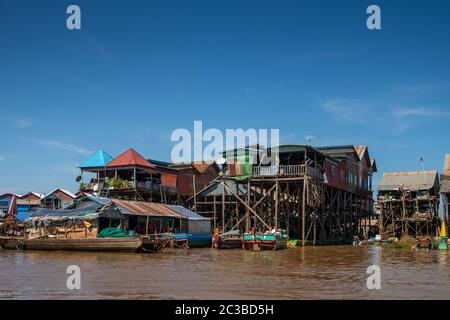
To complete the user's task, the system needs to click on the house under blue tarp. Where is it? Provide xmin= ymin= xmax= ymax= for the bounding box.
xmin=79 ymin=150 xmax=114 ymax=168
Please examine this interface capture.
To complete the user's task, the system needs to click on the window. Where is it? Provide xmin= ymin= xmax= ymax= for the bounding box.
xmin=331 ymin=165 xmax=337 ymax=176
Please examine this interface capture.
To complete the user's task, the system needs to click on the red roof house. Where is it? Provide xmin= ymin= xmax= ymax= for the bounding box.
xmin=107 ymin=148 xmax=156 ymax=169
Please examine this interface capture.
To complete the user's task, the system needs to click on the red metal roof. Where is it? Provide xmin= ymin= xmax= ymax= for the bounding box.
xmin=107 ymin=148 xmax=156 ymax=169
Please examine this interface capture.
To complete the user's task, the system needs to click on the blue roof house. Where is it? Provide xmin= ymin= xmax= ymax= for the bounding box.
xmin=79 ymin=150 xmax=114 ymax=190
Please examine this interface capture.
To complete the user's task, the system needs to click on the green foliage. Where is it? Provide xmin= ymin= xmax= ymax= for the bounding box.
xmin=79 ymin=182 xmax=87 ymax=191
xmin=106 ymin=177 xmax=131 ymax=189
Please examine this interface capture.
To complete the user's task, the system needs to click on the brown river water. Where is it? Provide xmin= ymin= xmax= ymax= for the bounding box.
xmin=1 ymin=246 xmax=450 ymax=300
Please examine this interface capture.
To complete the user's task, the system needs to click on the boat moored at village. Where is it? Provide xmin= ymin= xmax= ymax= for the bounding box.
xmin=212 ymin=230 xmax=243 ymax=249
xmin=243 ymin=229 xmax=288 ymax=251
xmin=2 ymin=237 xmax=142 ymax=252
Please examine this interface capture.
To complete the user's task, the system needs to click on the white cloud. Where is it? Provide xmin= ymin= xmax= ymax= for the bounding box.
xmin=0 ymin=156 xmax=4 ymax=161
xmin=393 ymin=106 xmax=450 ymax=118
xmin=31 ymin=140 xmax=92 ymax=156
xmin=15 ymin=119 xmax=32 ymax=129
xmin=319 ymin=97 xmax=371 ymax=122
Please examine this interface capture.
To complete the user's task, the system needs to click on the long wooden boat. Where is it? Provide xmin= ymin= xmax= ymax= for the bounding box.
xmin=1 ymin=237 xmax=142 ymax=252
xmin=243 ymin=230 xmax=288 ymax=251
xmin=212 ymin=230 xmax=243 ymax=249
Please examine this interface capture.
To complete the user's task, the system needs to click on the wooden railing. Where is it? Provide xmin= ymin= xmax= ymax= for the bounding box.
xmin=253 ymin=165 xmax=323 ymax=180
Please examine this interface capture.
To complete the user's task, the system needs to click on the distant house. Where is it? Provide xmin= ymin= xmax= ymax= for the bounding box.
xmin=377 ymin=170 xmax=440 ymax=238
xmin=378 ymin=171 xmax=440 ymax=196
xmin=316 ymin=145 xmax=377 ymax=197
xmin=42 ymin=189 xmax=77 ymax=209
xmin=0 ymin=193 xmax=21 ymax=217
xmin=0 ymin=192 xmax=44 ymax=221
xmin=169 ymin=161 xmax=220 ymax=196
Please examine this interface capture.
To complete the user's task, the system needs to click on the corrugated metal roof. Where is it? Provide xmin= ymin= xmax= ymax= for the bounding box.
xmin=169 ymin=161 xmax=217 ymax=173
xmin=444 ymin=154 xmax=450 ymax=176
xmin=30 ymin=192 xmax=45 ymax=199
xmin=191 ymin=161 xmax=217 ymax=173
xmin=170 ymin=205 xmax=211 ymax=221
xmin=316 ymin=145 xmax=357 ymax=156
xmin=147 ymin=158 xmax=171 ymax=167
xmin=197 ymin=179 xmax=252 ymax=197
xmin=112 ymin=199 xmax=183 ymax=218
xmin=86 ymin=196 xmax=112 ymax=206
xmin=378 ymin=171 xmax=439 ymax=191
xmin=44 ymin=189 xmax=77 ymax=199
xmin=0 ymin=193 xmax=23 ymax=199
xmin=441 ymin=176 xmax=450 ymax=194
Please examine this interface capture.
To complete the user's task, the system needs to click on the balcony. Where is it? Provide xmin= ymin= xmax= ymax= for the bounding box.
xmin=253 ymin=164 xmax=323 ymax=180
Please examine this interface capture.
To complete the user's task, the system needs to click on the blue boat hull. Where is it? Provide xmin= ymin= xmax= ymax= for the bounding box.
xmin=162 ymin=233 xmax=212 ymax=248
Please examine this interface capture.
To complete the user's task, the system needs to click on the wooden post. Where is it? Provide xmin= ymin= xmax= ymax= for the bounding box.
xmin=145 ymin=215 xmax=149 ymax=235
xmin=286 ymin=183 xmax=290 ymax=237
xmin=402 ymin=193 xmax=407 ymax=236
xmin=150 ymin=173 xmax=153 ymax=202
xmin=193 ymin=175 xmax=197 ymax=212
xmin=222 ymin=182 xmax=225 ymax=231
xmin=343 ymin=192 xmax=347 ymax=241
xmin=246 ymin=180 xmax=250 ymax=232
xmin=274 ymin=181 xmax=279 ymax=230
xmin=134 ymin=167 xmax=138 ymax=201
xmin=302 ymin=177 xmax=307 ymax=246
xmin=213 ymin=195 xmax=217 ymax=229
xmin=298 ymin=186 xmax=301 ymax=240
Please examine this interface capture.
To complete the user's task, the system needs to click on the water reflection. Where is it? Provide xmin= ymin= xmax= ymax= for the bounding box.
xmin=1 ymin=246 xmax=450 ymax=299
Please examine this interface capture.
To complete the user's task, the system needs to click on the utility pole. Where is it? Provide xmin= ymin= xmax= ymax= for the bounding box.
xmin=419 ymin=157 xmax=425 ymax=171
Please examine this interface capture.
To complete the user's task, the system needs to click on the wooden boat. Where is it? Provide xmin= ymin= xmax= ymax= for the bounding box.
xmin=212 ymin=230 xmax=242 ymax=249
xmin=0 ymin=236 xmax=25 ymax=250
xmin=243 ymin=230 xmax=288 ymax=251
xmin=1 ymin=237 xmax=142 ymax=252
xmin=416 ymin=237 xmax=432 ymax=250
xmin=243 ymin=233 xmax=262 ymax=250
xmin=161 ymin=232 xmax=212 ymax=248
xmin=260 ymin=231 xmax=288 ymax=250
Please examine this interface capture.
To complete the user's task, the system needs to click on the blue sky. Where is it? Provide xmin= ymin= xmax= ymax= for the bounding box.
xmin=1 ymin=0 xmax=449 ymax=194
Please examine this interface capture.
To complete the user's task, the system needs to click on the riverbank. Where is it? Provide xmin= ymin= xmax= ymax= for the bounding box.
xmin=1 ymin=246 xmax=450 ymax=300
